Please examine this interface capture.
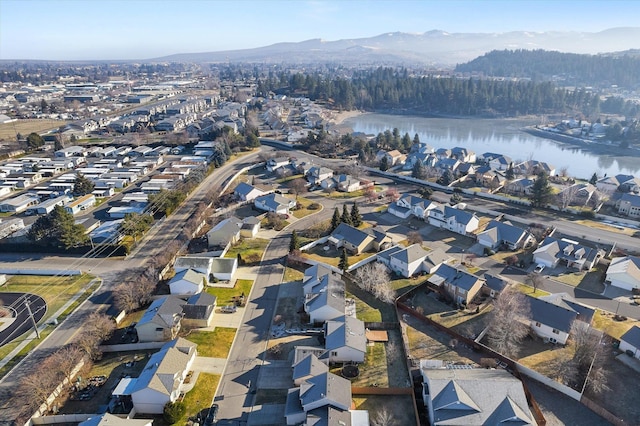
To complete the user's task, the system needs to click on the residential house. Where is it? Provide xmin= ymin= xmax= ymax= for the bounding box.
xmin=605 ymin=256 xmax=640 ymax=292
xmin=324 ymin=174 xmax=364 ymax=193
xmin=488 ymin=155 xmax=512 ymax=171
xmin=266 ymin=157 xmax=290 ymax=172
xmin=254 ymin=193 xmax=296 ymax=214
xmin=451 ymin=147 xmax=476 ymax=163
xmin=174 ymin=256 xmax=213 ymax=278
xmin=0 ymin=193 xmax=39 ymax=213
xmin=181 ymin=292 xmax=217 ymax=328
xmin=240 ymin=216 xmax=261 ymax=238
xmin=387 ymin=244 xmax=431 ymax=278
xmin=206 ymin=217 xmax=242 ymax=252
xmin=169 ymin=269 xmax=206 ymax=295
xmin=595 ymin=174 xmax=636 ymax=193
xmin=321 ymin=315 xmax=367 ymax=363
xmin=482 ymin=273 xmax=509 ymax=298
xmin=476 ymin=220 xmax=534 ymax=251
xmin=285 ymin=372 xmax=354 ymax=426
xmin=504 ymin=178 xmax=535 ymax=196
xmin=135 ymin=296 xmax=184 ymax=342
xmin=384 ymin=150 xmax=405 ymax=166
xmin=292 ymin=354 xmax=329 ymax=386
xmin=389 ymin=194 xmax=438 ymax=220
xmin=558 ymin=183 xmax=597 ymax=206
xmin=128 ymin=338 xmax=197 ymax=414
xmin=616 ymin=193 xmax=640 ymax=218
xmin=64 ymin=194 xmax=96 ymax=215
xmin=619 ymin=176 xmax=640 ymax=194
xmin=428 ymin=264 xmax=485 ymax=305
xmin=435 ymin=148 xmax=451 ymax=160
xmin=434 ymin=158 xmax=461 ymax=177
xmin=305 ymin=285 xmax=345 ymax=324
xmin=428 ymin=205 xmax=479 ymax=236
xmin=528 ymin=292 xmax=595 ymax=344
xmin=420 ymin=362 xmax=534 ymax=426
xmin=234 ymin=182 xmax=265 ymax=202
xmin=328 ymin=223 xmax=375 ymax=255
xmin=306 ymin=166 xmax=334 ymax=186
xmin=533 ymin=237 xmax=603 ymax=271
xmin=79 ymin=413 xmax=152 ymax=426
xmin=210 ymin=257 xmax=238 ymax=281
xmin=421 ymin=248 xmax=456 ymax=274
xmin=619 ymin=326 xmax=640 ymax=359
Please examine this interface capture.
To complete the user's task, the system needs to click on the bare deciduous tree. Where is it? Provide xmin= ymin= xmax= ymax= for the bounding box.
xmin=486 ymin=288 xmax=530 ymax=358
xmin=288 ymin=178 xmax=308 ymax=199
xmin=372 ymin=406 xmax=398 ymax=426
xmin=50 ymin=345 xmax=85 ymax=384
xmin=364 ymin=187 xmax=377 ymax=203
xmin=385 ymin=188 xmax=400 ymax=203
xmin=353 ymin=262 xmax=395 ymax=303
xmin=407 ymin=231 xmax=422 ymax=245
xmin=569 ymin=322 xmax=610 ymax=395
xmin=526 ymin=272 xmax=544 ymax=293
xmin=560 ymin=184 xmax=581 ymax=209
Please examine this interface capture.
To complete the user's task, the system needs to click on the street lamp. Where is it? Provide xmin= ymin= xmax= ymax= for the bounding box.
xmin=460 ymin=249 xmax=465 ymax=265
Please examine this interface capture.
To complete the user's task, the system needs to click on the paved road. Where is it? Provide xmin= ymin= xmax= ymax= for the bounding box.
xmin=0 ymin=293 xmax=46 ymax=347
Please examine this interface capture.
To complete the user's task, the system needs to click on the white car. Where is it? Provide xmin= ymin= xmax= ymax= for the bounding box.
xmin=534 ymin=264 xmax=545 ymax=274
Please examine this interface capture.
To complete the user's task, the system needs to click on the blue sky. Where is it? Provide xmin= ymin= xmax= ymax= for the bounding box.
xmin=1 ymin=0 xmax=639 ymax=60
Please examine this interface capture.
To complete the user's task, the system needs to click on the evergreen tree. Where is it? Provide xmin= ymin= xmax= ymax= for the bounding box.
xmin=289 ymin=230 xmax=300 ymax=253
xmin=331 ymin=207 xmax=341 ymax=231
xmin=505 ymin=163 xmax=515 ymax=180
xmin=530 ymin=171 xmax=554 ymax=208
xmin=73 ymin=173 xmax=95 ymax=195
xmin=350 ymin=203 xmax=362 ymax=227
xmin=338 ymin=248 xmax=349 ymax=272
xmin=26 ymin=132 xmax=45 ymax=150
xmin=413 ymin=133 xmax=421 ymax=145
xmin=437 ymin=169 xmax=454 ymax=186
xmin=379 ymin=155 xmax=389 ymax=171
xmin=412 ymin=161 xmax=427 ymax=180
xmin=589 ymin=172 xmax=598 ymax=185
xmin=27 ymin=205 xmax=89 ymax=249
xmin=341 ymin=204 xmax=352 ymax=225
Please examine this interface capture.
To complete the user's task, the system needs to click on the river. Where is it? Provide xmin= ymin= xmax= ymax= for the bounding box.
xmin=343 ymin=114 xmax=639 ymax=180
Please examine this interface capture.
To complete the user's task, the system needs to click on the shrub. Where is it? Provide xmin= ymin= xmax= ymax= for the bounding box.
xmin=308 ymin=202 xmax=321 ymax=210
xmin=579 ymin=209 xmax=596 ymax=218
xmin=483 ymin=247 xmax=495 ymax=256
xmin=163 ymin=401 xmax=186 ymax=424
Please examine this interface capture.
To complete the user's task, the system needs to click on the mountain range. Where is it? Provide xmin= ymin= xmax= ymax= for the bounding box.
xmin=153 ymin=27 xmax=640 ymax=67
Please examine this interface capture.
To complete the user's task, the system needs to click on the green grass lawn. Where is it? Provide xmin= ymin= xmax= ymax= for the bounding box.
xmin=276 ymin=174 xmax=304 ymax=184
xmin=283 ymin=266 xmax=305 ymax=282
xmin=206 ymin=279 xmax=254 ymax=306
xmin=322 ymin=189 xmax=366 ymax=199
xmin=346 ymin=292 xmax=382 ymax=322
xmin=224 ymin=238 xmax=269 ymax=264
xmin=552 ymin=271 xmax=586 ymax=287
xmin=390 ymin=276 xmax=428 ymax=296
xmin=303 ymin=246 xmax=374 ymax=268
xmin=185 ymin=328 xmax=237 ymax=358
xmin=177 ymin=373 xmax=220 ymax=425
xmin=0 ymin=326 xmax=54 ymax=378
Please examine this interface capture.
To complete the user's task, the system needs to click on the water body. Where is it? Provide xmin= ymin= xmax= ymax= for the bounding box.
xmin=344 ymin=114 xmax=639 ymax=180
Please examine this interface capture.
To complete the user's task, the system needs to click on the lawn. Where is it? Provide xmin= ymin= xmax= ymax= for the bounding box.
xmin=341 ymin=342 xmax=388 ymax=386
xmin=515 ymin=283 xmax=550 ymax=297
xmin=390 ymin=275 xmax=428 ymax=296
xmin=206 ymin=279 xmax=254 ymax=306
xmin=224 ymin=238 xmax=269 ymax=265
xmin=346 ymin=291 xmax=382 ymax=322
xmin=0 ymin=118 xmax=63 ymax=140
xmin=177 ymin=373 xmax=220 ymax=425
xmin=185 ymin=328 xmax=237 ymax=358
xmin=429 ymin=309 xmax=491 ymax=332
xmin=303 ymin=245 xmax=374 ymax=268
xmin=518 ymin=343 xmax=573 ymax=377
xmin=552 ymin=271 xmax=586 ymax=287
xmin=0 ymin=326 xmax=54 ymax=378
xmin=405 ymin=323 xmax=475 ymax=364
xmin=592 ymin=310 xmax=640 ymax=340
xmin=322 ymin=189 xmax=366 ymax=199
xmin=291 ymin=196 xmax=322 ymax=219
xmin=276 ymin=174 xmax=304 ymax=184
xmin=283 ymin=266 xmax=305 ymax=282
xmin=575 ymin=219 xmax=635 ymax=236
xmin=116 ymin=309 xmax=146 ymax=328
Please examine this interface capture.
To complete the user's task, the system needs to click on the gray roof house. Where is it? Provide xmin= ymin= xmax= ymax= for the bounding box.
xmin=174 ymin=256 xmax=213 ymax=277
xmin=181 ymin=292 xmax=217 ymax=328
xmin=605 ymin=256 xmax=640 ymax=291
xmin=386 ymin=244 xmax=430 ymax=278
xmin=169 ymin=269 xmax=207 ymax=295
xmin=285 ymin=372 xmax=352 ymax=425
xmin=234 ymin=182 xmax=265 ymax=202
xmin=210 ymin=257 xmax=238 ymax=281
xmin=616 ymin=193 xmax=640 ymax=219
xmin=477 ymin=220 xmax=534 ymax=250
xmin=428 ymin=205 xmax=479 ymax=236
xmin=428 ymin=264 xmax=485 ymax=305
xmin=619 ymin=325 xmax=640 ymax=359
xmin=482 ymin=273 xmax=510 ymax=297
xmin=420 ymin=363 xmax=534 ymax=426
xmin=292 ymin=353 xmax=329 ymax=386
xmin=528 ymin=292 xmax=595 ymax=345
xmin=254 ymin=193 xmax=296 ymax=214
xmin=135 ymin=296 xmax=185 ymax=342
xmin=206 ymin=217 xmax=242 ymax=251
xmin=533 ymin=237 xmax=603 ymax=271
xmin=305 ymin=286 xmax=345 ymax=324
xmin=321 ymin=315 xmax=367 ymax=363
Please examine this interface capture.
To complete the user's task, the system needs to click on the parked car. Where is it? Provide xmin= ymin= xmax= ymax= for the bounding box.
xmin=221 ymin=305 xmax=237 ymax=313
xmin=533 ymin=264 xmax=545 ymax=273
xmin=204 ymin=404 xmax=218 ymax=426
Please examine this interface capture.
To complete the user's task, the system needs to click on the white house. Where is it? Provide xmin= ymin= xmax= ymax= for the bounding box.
xmin=210 ymin=257 xmax=238 ymax=281
xmin=605 ymin=256 xmax=640 ymax=291
xmin=128 ymin=338 xmax=197 ymax=414
xmin=387 ymin=244 xmax=431 ymax=278
xmin=254 ymin=193 xmax=296 ymax=214
xmin=266 ymin=157 xmax=290 ymax=172
xmin=528 ymin=293 xmax=595 ymax=345
xmin=619 ymin=326 xmax=640 ymax=359
xmin=169 ymin=269 xmax=206 ymax=295
xmin=321 ymin=316 xmax=366 ymax=363
xmin=0 ymin=193 xmax=40 ymax=213
xmin=477 ymin=220 xmax=534 ymax=251
xmin=64 ymin=194 xmax=96 ymax=215
xmin=285 ymin=372 xmax=352 ymax=425
xmin=234 ymin=182 xmax=265 ymax=202
xmin=533 ymin=237 xmax=603 ymax=271
xmin=174 ymin=256 xmax=213 ymax=277
xmin=428 ymin=205 xmax=479 ymax=236
xmin=135 ymin=296 xmax=184 ymax=342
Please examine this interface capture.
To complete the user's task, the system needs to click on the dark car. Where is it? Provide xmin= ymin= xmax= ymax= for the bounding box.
xmin=204 ymin=404 xmax=218 ymax=426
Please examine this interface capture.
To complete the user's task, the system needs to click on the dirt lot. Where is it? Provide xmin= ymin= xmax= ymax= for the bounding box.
xmin=352 ymin=395 xmax=417 ymax=426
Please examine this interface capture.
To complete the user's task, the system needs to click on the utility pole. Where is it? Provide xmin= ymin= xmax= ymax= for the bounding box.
xmin=25 ymin=299 xmax=40 ymax=339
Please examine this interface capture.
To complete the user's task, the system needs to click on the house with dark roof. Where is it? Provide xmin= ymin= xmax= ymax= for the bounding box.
xmin=304 ymin=286 xmax=345 ymax=323
xmin=233 ymin=182 xmax=265 ymax=202
xmin=533 ymin=237 xmax=603 ymax=271
xmin=285 ymin=372 xmax=353 ymax=425
xmin=482 ymin=273 xmax=510 ymax=298
xmin=181 ymin=292 xmax=217 ymax=328
xmin=321 ymin=316 xmax=366 ymax=363
xmin=386 ymin=244 xmax=430 ymax=278
xmin=420 ymin=363 xmax=534 ymax=426
xmin=504 ymin=178 xmax=535 ymax=196
xmin=135 ymin=296 xmax=184 ymax=342
xmin=254 ymin=193 xmax=296 ymax=214
xmin=292 ymin=354 xmax=329 ymax=386
xmin=605 ymin=256 xmax=640 ymax=292
xmin=428 ymin=205 xmax=479 ymax=236
xmin=619 ymin=325 xmax=640 ymax=359
xmin=477 ymin=220 xmax=534 ymax=251
xmin=328 ymin=223 xmax=375 ymax=255
xmin=428 ymin=264 xmax=485 ymax=305
xmin=528 ymin=292 xmax=595 ymax=344
xmin=306 ymin=166 xmax=334 ymax=186
xmin=240 ymin=216 xmax=261 ymax=238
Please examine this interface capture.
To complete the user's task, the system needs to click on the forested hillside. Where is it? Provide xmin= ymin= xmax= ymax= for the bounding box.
xmin=258 ymin=67 xmax=639 ymax=118
xmin=455 ymin=49 xmax=640 ymax=89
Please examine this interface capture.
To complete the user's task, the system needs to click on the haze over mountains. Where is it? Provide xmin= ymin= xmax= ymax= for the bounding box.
xmin=154 ymin=27 xmax=640 ymax=66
